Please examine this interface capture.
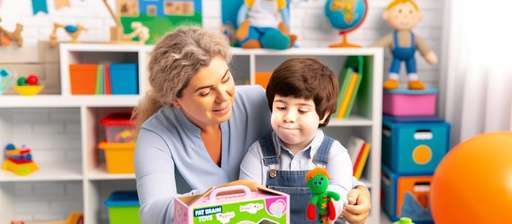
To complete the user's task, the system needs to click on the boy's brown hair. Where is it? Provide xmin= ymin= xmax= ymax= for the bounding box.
xmin=266 ymin=58 xmax=339 ymax=127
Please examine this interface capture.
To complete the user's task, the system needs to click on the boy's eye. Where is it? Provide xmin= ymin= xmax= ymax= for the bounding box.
xmin=276 ymin=106 xmax=286 ymax=111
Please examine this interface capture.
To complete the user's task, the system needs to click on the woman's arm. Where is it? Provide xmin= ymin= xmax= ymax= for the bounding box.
xmin=135 ymin=128 xmax=178 ymax=224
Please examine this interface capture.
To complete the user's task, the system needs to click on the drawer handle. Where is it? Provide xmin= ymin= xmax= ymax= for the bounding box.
xmin=414 ymin=130 xmax=432 ymax=140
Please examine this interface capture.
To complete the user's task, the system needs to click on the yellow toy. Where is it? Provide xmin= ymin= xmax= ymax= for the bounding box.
xmin=0 ymin=17 xmax=23 ymax=47
xmin=373 ymin=0 xmax=438 ymax=90
xmin=2 ymin=144 xmax=39 ymax=176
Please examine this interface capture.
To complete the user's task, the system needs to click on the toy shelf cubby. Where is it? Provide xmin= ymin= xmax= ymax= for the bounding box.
xmin=0 ymin=44 xmax=383 ymax=224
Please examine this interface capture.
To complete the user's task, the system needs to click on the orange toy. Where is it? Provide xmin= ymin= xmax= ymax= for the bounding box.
xmin=430 ymin=132 xmax=512 ymax=224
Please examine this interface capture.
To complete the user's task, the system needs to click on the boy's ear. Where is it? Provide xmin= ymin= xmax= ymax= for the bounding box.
xmin=320 ymin=111 xmax=330 ymax=124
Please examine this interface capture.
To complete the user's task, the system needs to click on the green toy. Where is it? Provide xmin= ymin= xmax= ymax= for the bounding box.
xmin=393 ymin=217 xmax=414 ymax=224
xmin=306 ymin=167 xmax=340 ymax=223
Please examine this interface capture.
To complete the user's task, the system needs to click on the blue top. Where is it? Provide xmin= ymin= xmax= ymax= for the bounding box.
xmin=135 ymin=85 xmax=272 ymax=224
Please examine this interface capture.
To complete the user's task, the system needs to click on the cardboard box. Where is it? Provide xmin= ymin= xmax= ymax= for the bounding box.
xmin=174 ymin=185 xmax=289 ymax=224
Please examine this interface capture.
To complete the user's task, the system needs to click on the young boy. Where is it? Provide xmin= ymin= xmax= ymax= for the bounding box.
xmin=240 ymin=58 xmax=353 ymax=223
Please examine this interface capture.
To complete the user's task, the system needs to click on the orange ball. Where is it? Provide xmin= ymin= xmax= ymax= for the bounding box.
xmin=431 ymin=132 xmax=512 ymax=224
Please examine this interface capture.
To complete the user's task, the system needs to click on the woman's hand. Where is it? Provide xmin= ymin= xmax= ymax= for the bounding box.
xmin=342 ymin=185 xmax=371 ymax=224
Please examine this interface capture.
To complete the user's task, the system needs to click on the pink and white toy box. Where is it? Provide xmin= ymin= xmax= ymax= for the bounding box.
xmin=383 ymin=88 xmax=438 ymax=116
xmin=173 ymin=185 xmax=289 ymax=224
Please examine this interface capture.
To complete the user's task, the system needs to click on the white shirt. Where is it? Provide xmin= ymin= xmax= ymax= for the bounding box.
xmin=239 ymin=130 xmax=353 ymax=219
xmin=247 ymin=0 xmax=281 ymax=27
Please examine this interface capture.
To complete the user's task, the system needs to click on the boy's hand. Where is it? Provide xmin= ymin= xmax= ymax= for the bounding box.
xmin=342 ymin=185 xmax=371 ymax=224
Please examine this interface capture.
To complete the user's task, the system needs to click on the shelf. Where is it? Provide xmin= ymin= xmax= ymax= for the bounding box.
xmin=0 ymin=95 xmax=140 ymax=107
xmin=0 ymin=162 xmax=82 ymax=182
xmin=329 ymin=115 xmax=373 ymax=126
xmin=60 ymin=43 xmax=146 ymax=52
xmin=87 ymin=166 xmax=135 ymax=180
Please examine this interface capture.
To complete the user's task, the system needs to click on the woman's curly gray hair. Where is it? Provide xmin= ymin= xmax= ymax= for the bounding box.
xmin=135 ymin=27 xmax=231 ymax=127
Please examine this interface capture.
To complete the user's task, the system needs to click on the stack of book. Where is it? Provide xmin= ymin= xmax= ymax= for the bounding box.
xmin=334 ymin=56 xmax=365 ymax=119
xmin=347 ymin=136 xmax=371 ymax=179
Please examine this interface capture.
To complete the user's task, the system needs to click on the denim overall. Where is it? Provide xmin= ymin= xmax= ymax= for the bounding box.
xmin=259 ymin=133 xmax=337 ymax=224
xmin=389 ymin=31 xmax=417 ymax=75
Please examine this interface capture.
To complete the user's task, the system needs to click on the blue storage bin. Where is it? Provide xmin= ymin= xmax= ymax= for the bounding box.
xmin=382 ymin=116 xmax=450 ymax=175
xmin=109 ymin=63 xmax=138 ymax=95
xmin=381 ymin=166 xmax=433 ymax=223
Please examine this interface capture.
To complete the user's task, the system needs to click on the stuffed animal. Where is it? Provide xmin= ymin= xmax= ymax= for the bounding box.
xmin=235 ymin=0 xmax=296 ymax=49
xmin=305 ymin=167 xmax=340 ymax=224
xmin=373 ymin=0 xmax=438 ymax=90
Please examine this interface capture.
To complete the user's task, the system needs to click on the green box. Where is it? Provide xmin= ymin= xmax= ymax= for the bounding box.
xmin=105 ymin=191 xmax=141 ymax=224
xmin=174 ymin=185 xmax=290 ymax=224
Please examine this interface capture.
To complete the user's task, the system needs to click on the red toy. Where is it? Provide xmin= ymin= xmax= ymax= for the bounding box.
xmin=26 ymin=74 xmax=39 ymax=85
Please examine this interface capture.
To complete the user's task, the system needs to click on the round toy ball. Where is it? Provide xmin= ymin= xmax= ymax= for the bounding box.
xmin=26 ymin=74 xmax=39 ymax=85
xmin=0 ymin=68 xmax=9 ymax=77
xmin=17 ymin=77 xmax=27 ymax=86
xmin=5 ymin=143 xmax=16 ymax=150
xmin=431 ymin=132 xmax=512 ymax=223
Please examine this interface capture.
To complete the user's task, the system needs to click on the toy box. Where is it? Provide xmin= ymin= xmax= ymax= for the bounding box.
xmin=69 ymin=64 xmax=98 ymax=95
xmin=98 ymin=142 xmax=135 ymax=173
xmin=174 ymin=185 xmax=289 ymax=224
xmin=100 ymin=113 xmax=136 ymax=143
xmin=383 ymin=88 xmax=437 ymax=116
xmin=382 ymin=166 xmax=433 ymax=223
xmin=382 ymin=116 xmax=450 ymax=175
xmin=109 ymin=63 xmax=138 ymax=95
xmin=105 ymin=191 xmax=141 ymax=224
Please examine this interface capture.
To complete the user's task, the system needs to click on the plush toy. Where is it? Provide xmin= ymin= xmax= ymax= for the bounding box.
xmin=235 ymin=0 xmax=296 ymax=49
xmin=373 ymin=0 xmax=438 ymax=90
xmin=305 ymin=167 xmax=340 ymax=224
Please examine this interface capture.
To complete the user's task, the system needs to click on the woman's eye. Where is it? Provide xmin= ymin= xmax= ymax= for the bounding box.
xmin=199 ymin=90 xmax=211 ymax=96
xmin=298 ymin=109 xmax=310 ymax=114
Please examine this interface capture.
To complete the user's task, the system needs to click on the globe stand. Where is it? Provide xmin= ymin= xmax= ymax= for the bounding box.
xmin=329 ymin=32 xmax=360 ymax=48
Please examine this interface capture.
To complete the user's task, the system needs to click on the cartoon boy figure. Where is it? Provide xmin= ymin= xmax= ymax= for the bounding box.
xmin=374 ymin=0 xmax=438 ymax=90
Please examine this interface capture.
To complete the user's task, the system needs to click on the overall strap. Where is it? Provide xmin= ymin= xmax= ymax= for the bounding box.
xmin=259 ymin=133 xmax=279 ymax=166
xmin=410 ymin=32 xmax=416 ymax=48
xmin=393 ymin=31 xmax=399 ymax=48
xmin=313 ymin=135 xmax=334 ymax=166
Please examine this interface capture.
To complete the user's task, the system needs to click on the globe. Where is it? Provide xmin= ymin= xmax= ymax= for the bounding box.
xmin=325 ymin=0 xmax=368 ymax=47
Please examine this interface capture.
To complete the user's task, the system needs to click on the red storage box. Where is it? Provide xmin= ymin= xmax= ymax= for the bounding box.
xmin=100 ymin=113 xmax=136 ymax=143
xmin=70 ymin=64 xmax=97 ymax=95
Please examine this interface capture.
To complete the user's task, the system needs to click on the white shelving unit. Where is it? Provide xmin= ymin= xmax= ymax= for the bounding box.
xmin=0 ymin=44 xmax=383 ymax=224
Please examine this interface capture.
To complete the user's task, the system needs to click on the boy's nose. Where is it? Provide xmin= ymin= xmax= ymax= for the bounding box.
xmin=283 ymin=110 xmax=297 ymax=122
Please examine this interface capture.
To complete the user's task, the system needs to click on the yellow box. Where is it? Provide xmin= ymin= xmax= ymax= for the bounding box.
xmin=98 ymin=142 xmax=135 ymax=173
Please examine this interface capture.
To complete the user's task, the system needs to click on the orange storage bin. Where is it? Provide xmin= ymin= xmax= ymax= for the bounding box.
xmin=98 ymin=142 xmax=135 ymax=173
xmin=70 ymin=64 xmax=97 ymax=95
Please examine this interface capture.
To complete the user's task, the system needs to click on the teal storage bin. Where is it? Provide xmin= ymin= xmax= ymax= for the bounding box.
xmin=105 ymin=191 xmax=141 ymax=224
xmin=110 ymin=63 xmax=138 ymax=95
xmin=382 ymin=116 xmax=450 ymax=175
xmin=381 ymin=166 xmax=434 ymax=223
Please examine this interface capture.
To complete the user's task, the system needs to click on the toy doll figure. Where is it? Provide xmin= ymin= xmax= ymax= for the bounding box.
xmin=374 ymin=0 xmax=438 ymax=90
xmin=306 ymin=167 xmax=340 ymax=224
xmin=235 ymin=0 xmax=296 ymax=49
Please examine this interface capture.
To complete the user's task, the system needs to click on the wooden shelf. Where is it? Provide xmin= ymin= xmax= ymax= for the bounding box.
xmin=87 ymin=166 xmax=135 ymax=181
xmin=0 ymin=95 xmax=140 ymax=108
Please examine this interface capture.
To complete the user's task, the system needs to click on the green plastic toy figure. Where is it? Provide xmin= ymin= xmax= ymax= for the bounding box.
xmin=306 ymin=167 xmax=340 ymax=224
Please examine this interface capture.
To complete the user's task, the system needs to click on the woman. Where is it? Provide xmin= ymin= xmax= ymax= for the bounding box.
xmin=134 ymin=27 xmax=370 ymax=224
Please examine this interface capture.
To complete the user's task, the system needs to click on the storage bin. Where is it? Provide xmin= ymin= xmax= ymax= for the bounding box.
xmin=109 ymin=63 xmax=138 ymax=95
xmin=98 ymin=142 xmax=135 ymax=173
xmin=382 ymin=116 xmax=450 ymax=175
xmin=382 ymin=166 xmax=433 ymax=223
xmin=100 ymin=113 xmax=136 ymax=143
xmin=105 ymin=191 xmax=141 ymax=224
xmin=69 ymin=64 xmax=98 ymax=95
xmin=383 ymin=88 xmax=437 ymax=116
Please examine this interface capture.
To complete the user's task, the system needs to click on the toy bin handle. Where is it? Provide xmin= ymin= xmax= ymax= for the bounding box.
xmin=209 ymin=185 xmax=252 ymax=202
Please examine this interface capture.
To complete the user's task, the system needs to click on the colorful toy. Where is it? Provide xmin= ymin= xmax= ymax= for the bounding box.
xmin=2 ymin=144 xmax=39 ymax=176
xmin=373 ymin=0 xmax=438 ymax=90
xmin=49 ymin=23 xmax=87 ymax=48
xmin=431 ymin=132 xmax=512 ymax=224
xmin=0 ymin=17 xmax=23 ymax=47
xmin=13 ymin=73 xmax=44 ymax=96
xmin=305 ymin=167 xmax=340 ymax=223
xmin=0 ymin=67 xmax=15 ymax=94
xmin=324 ymin=0 xmax=368 ymax=48
xmin=235 ymin=0 xmax=296 ymax=49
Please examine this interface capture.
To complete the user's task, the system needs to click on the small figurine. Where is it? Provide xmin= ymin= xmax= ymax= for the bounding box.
xmin=49 ymin=23 xmax=87 ymax=48
xmin=0 ymin=68 xmax=14 ymax=94
xmin=123 ymin=22 xmax=150 ymax=44
xmin=235 ymin=0 xmax=296 ymax=49
xmin=305 ymin=167 xmax=340 ymax=224
xmin=13 ymin=73 xmax=44 ymax=96
xmin=0 ymin=17 xmax=23 ymax=47
xmin=373 ymin=0 xmax=438 ymax=90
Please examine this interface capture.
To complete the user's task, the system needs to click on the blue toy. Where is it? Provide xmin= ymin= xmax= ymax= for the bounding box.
xmin=235 ymin=0 xmax=296 ymax=49
xmin=0 ymin=68 xmax=14 ymax=94
xmin=325 ymin=0 xmax=368 ymax=48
